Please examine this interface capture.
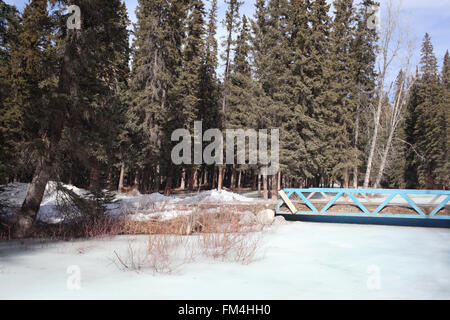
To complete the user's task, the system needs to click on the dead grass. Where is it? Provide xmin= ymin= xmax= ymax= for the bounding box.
xmin=113 ymin=239 xmax=150 ymax=272
xmin=199 ymin=231 xmax=263 ymax=265
xmin=112 ymin=234 xmax=200 ymax=274
xmin=112 ymin=231 xmax=264 ymax=273
xmin=110 ymin=205 xmax=264 ymax=273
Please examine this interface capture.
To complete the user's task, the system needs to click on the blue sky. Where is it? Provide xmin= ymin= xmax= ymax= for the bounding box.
xmin=5 ymin=0 xmax=449 ymax=75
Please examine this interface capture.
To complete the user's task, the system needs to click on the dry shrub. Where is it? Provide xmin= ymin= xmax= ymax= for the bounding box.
xmin=146 ymin=235 xmax=175 ymax=272
xmin=199 ymin=231 xmax=263 ymax=265
xmin=112 ymin=207 xmax=264 ymax=272
xmin=198 ymin=211 xmax=241 ymax=233
xmin=113 ymin=239 xmax=150 ymax=272
xmin=25 ymin=215 xmax=124 ymax=240
xmin=146 ymin=215 xmax=196 ymax=235
xmin=113 ymin=231 xmax=263 ymax=274
xmin=117 ymin=215 xmax=194 ymax=236
xmin=113 ymin=235 xmax=196 ymax=274
xmin=146 ymin=234 xmax=197 ymax=272
xmin=78 ymin=215 xmax=123 ymax=239
xmin=189 ymin=208 xmax=264 ymax=264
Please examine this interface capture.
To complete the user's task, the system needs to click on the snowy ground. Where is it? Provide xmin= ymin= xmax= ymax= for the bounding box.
xmin=0 ymin=222 xmax=449 ymax=300
xmin=0 ymin=182 xmax=265 ymax=223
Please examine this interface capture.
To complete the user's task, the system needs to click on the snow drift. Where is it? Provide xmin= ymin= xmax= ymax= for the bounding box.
xmin=0 ymin=182 xmax=255 ymax=223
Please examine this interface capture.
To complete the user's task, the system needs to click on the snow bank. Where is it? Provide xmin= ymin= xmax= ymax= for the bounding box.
xmin=180 ymin=189 xmax=252 ymax=204
xmin=0 ymin=183 xmax=254 ymax=223
xmin=0 ymin=182 xmax=91 ymax=223
xmin=114 ymin=191 xmax=175 ymax=203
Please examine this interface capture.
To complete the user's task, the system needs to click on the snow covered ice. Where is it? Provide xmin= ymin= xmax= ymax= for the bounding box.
xmin=0 ymin=222 xmax=449 ymax=299
xmin=1 ymin=182 xmax=449 ymax=299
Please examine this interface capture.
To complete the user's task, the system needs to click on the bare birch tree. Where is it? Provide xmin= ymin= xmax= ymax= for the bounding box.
xmin=374 ymin=38 xmax=415 ymax=188
xmin=363 ymin=0 xmax=404 ymax=188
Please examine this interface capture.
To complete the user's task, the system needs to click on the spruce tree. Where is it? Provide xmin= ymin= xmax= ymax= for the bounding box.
xmin=199 ymin=0 xmax=220 ymax=130
xmin=227 ymin=15 xmax=258 ymax=185
xmin=403 ymin=68 xmax=421 ymax=188
xmin=0 ymin=1 xmax=20 ymax=183
xmin=14 ymin=0 xmax=131 ymax=236
xmin=441 ymin=51 xmax=450 ymax=188
xmin=11 ymin=0 xmax=67 ymax=236
xmin=170 ymin=0 xmax=206 ymax=191
xmin=172 ymin=0 xmax=205 ymax=128
xmin=351 ymin=0 xmax=378 ymax=187
xmin=84 ymin=0 xmax=130 ymax=191
xmin=222 ymin=0 xmax=242 ymax=116
xmin=252 ymin=0 xmax=292 ymax=197
xmin=292 ymin=0 xmax=334 ymax=186
xmin=218 ymin=0 xmax=242 ymax=190
xmin=198 ymin=0 xmax=220 ymax=188
xmin=415 ymin=34 xmax=443 ymax=188
xmin=130 ymin=0 xmax=188 ymax=193
xmin=328 ymin=0 xmax=358 ymax=187
xmin=286 ymin=0 xmax=314 ymax=185
xmin=228 ymin=15 xmax=256 ymax=130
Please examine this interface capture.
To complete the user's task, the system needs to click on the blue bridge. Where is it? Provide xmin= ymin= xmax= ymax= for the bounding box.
xmin=276 ymin=188 xmax=450 ymax=228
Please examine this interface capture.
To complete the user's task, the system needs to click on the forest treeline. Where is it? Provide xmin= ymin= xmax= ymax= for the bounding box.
xmin=0 ymin=0 xmax=449 ymax=231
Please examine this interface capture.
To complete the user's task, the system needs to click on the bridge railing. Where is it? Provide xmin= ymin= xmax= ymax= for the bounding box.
xmin=276 ymin=188 xmax=450 ymax=220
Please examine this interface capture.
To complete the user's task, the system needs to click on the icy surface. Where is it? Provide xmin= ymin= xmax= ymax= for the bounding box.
xmin=0 ymin=222 xmax=449 ymax=299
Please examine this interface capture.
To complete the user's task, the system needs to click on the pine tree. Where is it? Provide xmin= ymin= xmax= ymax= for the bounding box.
xmin=52 ymin=0 xmax=131 ymax=193
xmin=285 ymin=0 xmax=314 ymax=185
xmin=84 ymin=0 xmax=131 ymax=191
xmin=292 ymin=0 xmax=334 ymax=186
xmin=130 ymin=0 xmax=189 ymax=193
xmin=11 ymin=0 xmax=66 ymax=236
xmin=108 ymin=2 xmax=132 ymax=190
xmin=351 ymin=0 xmax=378 ymax=187
xmin=252 ymin=0 xmax=292 ymax=197
xmin=0 ymin=0 xmax=20 ymax=183
xmin=198 ymin=0 xmax=221 ymax=188
xmin=328 ymin=0 xmax=358 ymax=187
xmin=226 ymin=15 xmax=258 ymax=186
xmin=228 ymin=15 xmax=256 ymax=130
xmin=415 ymin=34 xmax=443 ymax=188
xmin=441 ymin=51 xmax=450 ymax=188
xmin=14 ymin=0 xmax=131 ymax=236
xmin=172 ymin=0 xmax=205 ymax=128
xmin=222 ymin=0 xmax=242 ymax=116
xmin=217 ymin=0 xmax=242 ymax=191
xmin=199 ymin=0 xmax=220 ymax=130
xmin=403 ymin=68 xmax=421 ymax=188
xmin=169 ymin=0 xmax=206 ymax=191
